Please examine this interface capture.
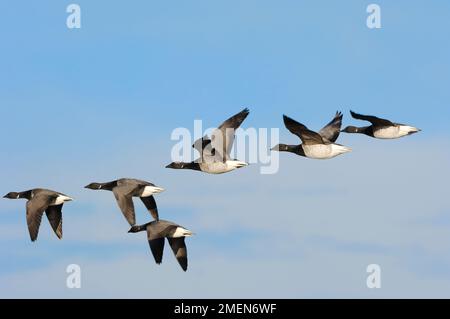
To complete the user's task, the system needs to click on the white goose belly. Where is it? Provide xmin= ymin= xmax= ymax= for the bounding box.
xmin=373 ymin=126 xmax=402 ymax=139
xmin=200 ymin=162 xmax=234 ymax=174
xmin=302 ymin=144 xmax=351 ymax=159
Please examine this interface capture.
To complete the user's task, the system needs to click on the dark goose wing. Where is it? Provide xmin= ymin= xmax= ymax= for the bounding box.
xmin=141 ymin=195 xmax=159 ymax=221
xmin=148 ymin=237 xmax=165 ymax=265
xmin=45 ymin=204 xmax=63 ymax=239
xmin=146 ymin=221 xmax=178 ymax=264
xmin=212 ymin=108 xmax=250 ymax=161
xmin=318 ymin=111 xmax=343 ymax=142
xmin=350 ymin=111 xmax=394 ymax=127
xmin=283 ymin=115 xmax=325 ymax=145
xmin=192 ymin=135 xmax=212 ymax=153
xmin=168 ymin=237 xmax=188 ymax=272
xmin=283 ymin=115 xmax=309 ymax=140
xmin=26 ymin=194 xmax=56 ymax=242
xmin=298 ymin=129 xmax=327 ymax=145
xmin=113 ymin=184 xmax=138 ymax=226
xmin=192 ymin=135 xmax=214 ymax=161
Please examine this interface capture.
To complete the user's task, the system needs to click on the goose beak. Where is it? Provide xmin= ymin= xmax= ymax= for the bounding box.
xmin=165 ymin=163 xmax=174 ymax=169
xmin=154 ymin=187 xmax=165 ymax=194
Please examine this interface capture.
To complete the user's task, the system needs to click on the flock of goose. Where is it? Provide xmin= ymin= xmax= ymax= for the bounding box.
xmin=3 ymin=109 xmax=420 ymax=272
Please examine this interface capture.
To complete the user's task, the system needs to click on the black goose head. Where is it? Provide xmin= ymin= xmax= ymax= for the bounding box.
xmin=271 ymin=144 xmax=299 ymax=153
xmin=165 ymin=162 xmax=201 ymax=171
xmin=341 ymin=126 xmax=360 ymax=133
xmin=84 ymin=183 xmax=104 ymax=190
xmin=3 ymin=191 xmax=32 ymax=200
xmin=271 ymin=144 xmax=289 ymax=152
xmin=128 ymin=225 xmax=147 ymax=233
xmin=3 ymin=192 xmax=21 ymax=199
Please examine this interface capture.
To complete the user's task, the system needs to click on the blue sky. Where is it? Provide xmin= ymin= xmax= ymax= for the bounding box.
xmin=0 ymin=0 xmax=449 ymax=298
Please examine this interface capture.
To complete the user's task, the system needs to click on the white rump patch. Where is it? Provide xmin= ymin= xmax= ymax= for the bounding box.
xmin=141 ymin=186 xmax=165 ymax=197
xmin=52 ymin=195 xmax=73 ymax=206
xmin=172 ymin=227 xmax=193 ymax=238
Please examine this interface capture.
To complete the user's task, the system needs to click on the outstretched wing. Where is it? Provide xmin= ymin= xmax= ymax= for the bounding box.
xmin=45 ymin=204 xmax=63 ymax=239
xmin=350 ymin=111 xmax=394 ymax=127
xmin=318 ymin=111 xmax=343 ymax=143
xmin=148 ymin=237 xmax=165 ymax=265
xmin=192 ymin=135 xmax=211 ymax=153
xmin=113 ymin=184 xmax=138 ymax=226
xmin=141 ymin=195 xmax=159 ymax=221
xmin=26 ymin=195 xmax=56 ymax=242
xmin=283 ymin=115 xmax=309 ymax=141
xmin=283 ymin=115 xmax=325 ymax=145
xmin=297 ymin=129 xmax=327 ymax=145
xmin=192 ymin=135 xmax=215 ymax=161
xmin=168 ymin=237 xmax=188 ymax=272
xmin=211 ymin=108 xmax=250 ymax=162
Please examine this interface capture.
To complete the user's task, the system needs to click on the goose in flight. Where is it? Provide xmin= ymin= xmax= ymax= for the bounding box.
xmin=166 ymin=108 xmax=250 ymax=174
xmin=129 ymin=220 xmax=194 ymax=272
xmin=3 ymin=188 xmax=73 ymax=242
xmin=341 ymin=111 xmax=421 ymax=139
xmin=272 ymin=112 xmax=352 ymax=159
xmin=85 ymin=178 xmax=164 ymax=226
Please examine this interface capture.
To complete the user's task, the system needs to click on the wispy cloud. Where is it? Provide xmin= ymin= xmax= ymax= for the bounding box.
xmin=1 ymin=138 xmax=449 ymax=298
